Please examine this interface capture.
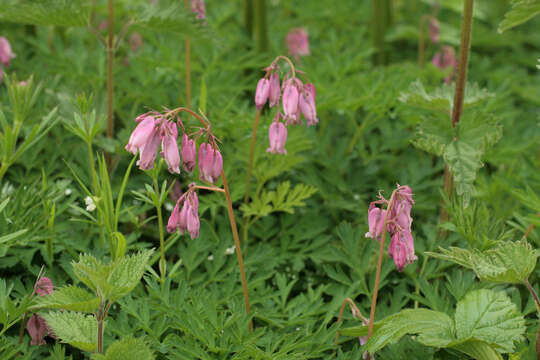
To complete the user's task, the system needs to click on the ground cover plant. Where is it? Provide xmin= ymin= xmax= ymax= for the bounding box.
xmin=0 ymin=0 xmax=540 ymax=359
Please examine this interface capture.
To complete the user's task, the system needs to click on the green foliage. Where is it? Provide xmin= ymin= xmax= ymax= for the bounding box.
xmin=42 ymin=311 xmax=98 ymax=352
xmin=427 ymin=240 xmax=538 ymax=284
xmin=91 ymin=337 xmax=154 ymax=360
xmin=32 ymin=286 xmax=100 ymax=313
xmin=499 ymin=0 xmax=540 ymax=32
xmin=0 ymin=0 xmax=91 ymax=27
xmin=342 ymin=289 xmax=525 ymax=356
xmin=0 ymin=279 xmax=31 ymax=336
xmin=241 ymin=181 xmax=317 ymax=217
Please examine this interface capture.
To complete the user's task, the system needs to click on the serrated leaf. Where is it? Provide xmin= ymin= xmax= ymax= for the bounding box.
xmin=454 ymin=289 xmax=526 ymax=352
xmin=362 ymin=309 xmax=455 ymax=352
xmin=0 ymin=0 xmax=91 ymax=27
xmin=42 ymin=311 xmax=98 ymax=352
xmin=444 ymin=140 xmax=483 ymax=205
xmin=427 ymin=240 xmax=537 ymax=284
xmin=32 ymin=286 xmax=100 ymax=313
xmin=499 ymin=0 xmax=540 ymax=32
xmin=107 ymin=250 xmax=153 ymax=302
xmin=91 ymin=337 xmax=154 ymax=360
xmin=72 ymin=254 xmax=110 ymax=296
xmin=450 ymin=340 xmax=504 ymax=360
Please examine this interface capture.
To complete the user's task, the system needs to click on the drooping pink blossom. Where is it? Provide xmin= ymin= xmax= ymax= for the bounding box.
xmin=282 ymin=80 xmax=299 ymax=125
xmin=191 ymin=0 xmax=206 ymax=23
xmin=167 ymin=190 xmax=200 ymax=239
xmin=365 ymin=207 xmax=387 ymax=241
xmin=161 ymin=121 xmax=181 ymax=174
xmin=34 ymin=277 xmax=53 ymax=296
xmin=125 ymin=116 xmax=158 ymax=155
xmin=0 ymin=37 xmax=16 ymax=67
xmin=268 ymin=72 xmax=281 ymax=107
xmin=255 ymin=77 xmax=270 ymax=110
xmin=198 ymin=143 xmax=222 ymax=183
xmin=299 ymin=85 xmax=318 ymax=126
xmin=286 ymin=28 xmax=310 ymax=60
xmin=428 ymin=18 xmax=440 ymax=44
xmin=27 ymin=314 xmax=48 ymax=346
xmin=181 ymin=134 xmax=197 ymax=172
xmin=432 ymin=45 xmax=457 ymax=84
xmin=137 ymin=127 xmax=161 ymax=171
xmin=388 ymin=230 xmax=417 ymax=271
xmin=267 ymin=120 xmax=287 ymax=154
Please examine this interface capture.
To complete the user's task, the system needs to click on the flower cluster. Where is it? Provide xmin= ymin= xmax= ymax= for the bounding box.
xmin=366 ymin=185 xmax=417 ymax=272
xmin=27 ymin=277 xmax=56 ymax=346
xmin=167 ymin=184 xmax=200 ymax=239
xmin=0 ymin=37 xmax=16 ymax=83
xmin=432 ymin=45 xmax=457 ymax=84
xmin=286 ymin=28 xmax=310 ymax=60
xmin=255 ymin=58 xmax=318 ymax=154
xmin=428 ymin=17 xmax=440 ymax=44
xmin=191 ymin=0 xmax=206 ymax=23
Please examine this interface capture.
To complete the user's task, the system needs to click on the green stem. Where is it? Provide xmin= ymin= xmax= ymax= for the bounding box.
xmin=243 ymin=0 xmax=254 ymax=38
xmin=244 ymin=109 xmax=261 ymax=204
xmin=254 ymin=0 xmax=268 ymax=52
xmin=106 ymin=0 xmax=115 ymax=140
xmin=153 ymin=172 xmax=166 ymax=284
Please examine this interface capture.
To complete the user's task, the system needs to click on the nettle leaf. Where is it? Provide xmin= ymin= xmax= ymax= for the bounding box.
xmin=0 ymin=0 xmax=91 ymax=27
xmin=240 ymin=182 xmax=317 ymax=217
xmin=91 ymin=337 xmax=154 ymax=360
xmin=443 ymin=140 xmax=483 ymax=205
xmin=107 ymin=250 xmax=153 ymax=302
xmin=42 ymin=311 xmax=98 ymax=352
xmin=427 ymin=240 xmax=537 ymax=284
xmin=449 ymin=340 xmax=504 ymax=360
xmin=72 ymin=254 xmax=111 ymax=296
xmin=454 ymin=289 xmax=526 ymax=352
xmin=499 ymin=0 xmax=540 ymax=33
xmin=32 ymin=286 xmax=100 ymax=313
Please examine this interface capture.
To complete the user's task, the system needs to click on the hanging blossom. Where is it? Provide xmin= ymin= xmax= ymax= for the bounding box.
xmin=0 ymin=37 xmax=16 ymax=83
xmin=191 ymin=0 xmax=206 ymax=24
xmin=167 ymin=183 xmax=200 ymax=239
xmin=428 ymin=17 xmax=440 ymax=44
xmin=366 ymin=185 xmax=417 ymax=271
xmin=28 ymin=277 xmax=56 ymax=346
xmin=286 ymin=28 xmax=310 ymax=60
xmin=432 ymin=45 xmax=457 ymax=84
xmin=254 ymin=56 xmax=318 ymax=154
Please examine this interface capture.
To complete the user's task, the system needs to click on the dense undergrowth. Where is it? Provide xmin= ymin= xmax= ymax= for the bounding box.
xmin=0 ymin=0 xmax=540 ymax=359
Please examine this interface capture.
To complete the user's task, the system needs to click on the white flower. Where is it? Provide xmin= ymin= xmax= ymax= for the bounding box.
xmin=165 ymin=202 xmax=174 ymax=212
xmin=85 ymin=196 xmax=96 ymax=212
xmin=207 ymin=255 xmax=214 ymax=261
xmin=65 ymin=188 xmax=72 ymax=196
xmin=224 ymin=246 xmax=235 ymax=255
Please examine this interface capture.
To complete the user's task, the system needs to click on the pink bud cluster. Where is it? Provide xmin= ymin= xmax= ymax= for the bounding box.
xmin=432 ymin=45 xmax=457 ymax=84
xmin=366 ymin=185 xmax=417 ymax=272
xmin=167 ymin=184 xmax=200 ymax=239
xmin=254 ymin=59 xmax=318 ymax=154
xmin=428 ymin=18 xmax=440 ymax=44
xmin=286 ymin=28 xmax=310 ymax=60
xmin=28 ymin=277 xmax=56 ymax=346
xmin=191 ymin=0 xmax=206 ymax=24
xmin=0 ymin=37 xmax=16 ymax=83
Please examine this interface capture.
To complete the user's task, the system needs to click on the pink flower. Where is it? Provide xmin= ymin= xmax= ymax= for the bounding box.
xmin=432 ymin=46 xmax=457 ymax=84
xmin=388 ymin=230 xmax=417 ymax=271
xmin=255 ymin=78 xmax=270 ymax=110
xmin=365 ymin=207 xmax=387 ymax=241
xmin=125 ymin=116 xmax=158 ymax=155
xmin=299 ymin=84 xmax=318 ymax=126
xmin=198 ymin=143 xmax=222 ymax=183
xmin=428 ymin=18 xmax=440 ymax=44
xmin=269 ymin=72 xmax=281 ymax=107
xmin=137 ymin=127 xmax=161 ymax=171
xmin=286 ymin=28 xmax=310 ymax=60
xmin=27 ymin=314 xmax=48 ymax=346
xmin=167 ymin=191 xmax=200 ymax=239
xmin=161 ymin=121 xmax=180 ymax=174
xmin=181 ymin=134 xmax=197 ymax=172
xmin=169 ymin=180 xmax=183 ymax=203
xmin=34 ymin=277 xmax=53 ymax=296
xmin=282 ymin=80 xmax=299 ymax=125
xmin=191 ymin=0 xmax=206 ymax=22
xmin=267 ymin=120 xmax=287 ymax=154
xmin=129 ymin=32 xmax=143 ymax=52
xmin=0 ymin=37 xmax=16 ymax=67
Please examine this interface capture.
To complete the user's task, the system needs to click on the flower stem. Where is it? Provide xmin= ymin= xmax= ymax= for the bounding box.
xmin=184 ymin=0 xmax=192 ymax=108
xmin=243 ymin=0 xmax=254 ymax=38
xmin=418 ymin=15 xmax=430 ymax=66
xmin=97 ymin=319 xmax=104 ymax=353
xmin=221 ymin=170 xmax=253 ymax=331
xmin=153 ymin=171 xmax=166 ymax=284
xmin=334 ymin=297 xmax=366 ymax=346
xmin=106 ymin=0 xmax=115 ymax=140
xmin=253 ymin=0 xmax=268 ymax=52
xmin=367 ymin=191 xmax=396 ymax=339
xmin=244 ymin=109 xmax=261 ymax=204
xmin=524 ymin=279 xmax=540 ymax=359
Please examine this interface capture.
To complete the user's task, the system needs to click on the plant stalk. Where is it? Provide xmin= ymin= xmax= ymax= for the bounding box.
xmin=152 ymin=174 xmax=166 ymax=284
xmin=221 ymin=170 xmax=253 ymax=331
xmin=418 ymin=15 xmax=430 ymax=66
xmin=367 ymin=191 xmax=396 ymax=339
xmin=254 ymin=0 xmax=268 ymax=52
xmin=106 ymin=0 xmax=115 ymax=140
xmin=244 ymin=109 xmax=261 ymax=204
xmin=243 ymin=0 xmax=254 ymax=38
xmin=185 ymin=0 xmax=192 ymax=108
xmin=525 ymin=279 xmax=540 ymax=359
xmin=97 ymin=319 xmax=104 ymax=353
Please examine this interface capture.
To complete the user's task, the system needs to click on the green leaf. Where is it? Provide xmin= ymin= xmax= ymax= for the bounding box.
xmin=41 ymin=311 xmax=98 ymax=352
xmin=107 ymin=250 xmax=153 ymax=302
xmin=426 ymin=240 xmax=537 ymax=284
xmin=454 ymin=289 xmax=526 ymax=352
xmin=362 ymin=309 xmax=455 ymax=352
xmin=72 ymin=254 xmax=110 ymax=296
xmin=444 ymin=140 xmax=483 ymax=205
xmin=450 ymin=340 xmax=504 ymax=360
xmin=0 ymin=0 xmax=91 ymax=27
xmin=241 ymin=182 xmax=317 ymax=217
xmin=32 ymin=286 xmax=100 ymax=313
xmin=91 ymin=337 xmax=154 ymax=360
xmin=499 ymin=0 xmax=540 ymax=33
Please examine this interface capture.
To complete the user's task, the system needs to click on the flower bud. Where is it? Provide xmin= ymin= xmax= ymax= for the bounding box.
xmin=388 ymin=230 xmax=417 ymax=272
xmin=161 ymin=121 xmax=180 ymax=174
xmin=27 ymin=314 xmax=48 ymax=346
xmin=269 ymin=72 xmax=281 ymax=107
xmin=255 ymin=78 xmax=270 ymax=110
xmin=181 ymin=134 xmax=197 ymax=172
xmin=286 ymin=28 xmax=310 ymax=60
xmin=125 ymin=116 xmax=157 ymax=155
xmin=282 ymin=80 xmax=299 ymax=124
xmin=198 ymin=143 xmax=222 ymax=183
xmin=428 ymin=18 xmax=440 ymax=44
xmin=299 ymin=86 xmax=318 ymax=126
xmin=35 ymin=277 xmax=54 ymax=296
xmin=432 ymin=46 xmax=457 ymax=84
xmin=267 ymin=121 xmax=287 ymax=154
xmin=0 ymin=37 xmax=16 ymax=67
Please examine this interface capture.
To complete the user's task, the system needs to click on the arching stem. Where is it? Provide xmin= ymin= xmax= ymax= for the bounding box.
xmin=244 ymin=109 xmax=261 ymax=204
